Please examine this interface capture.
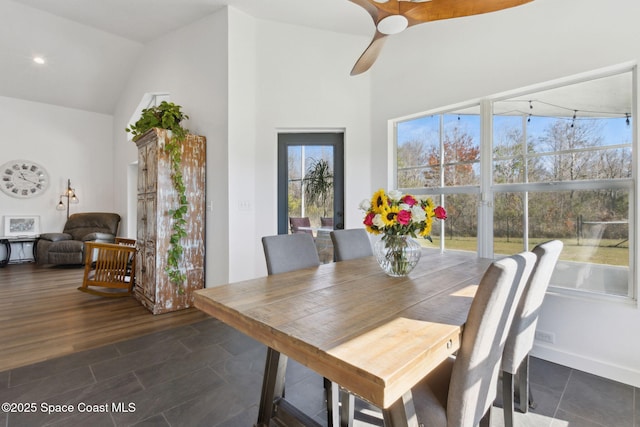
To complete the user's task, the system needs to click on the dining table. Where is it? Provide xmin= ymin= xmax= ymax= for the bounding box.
xmin=194 ymin=248 xmax=493 ymax=426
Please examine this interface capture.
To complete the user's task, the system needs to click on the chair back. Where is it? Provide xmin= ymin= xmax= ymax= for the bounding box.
xmin=262 ymin=233 xmax=320 ymax=275
xmin=78 ymin=241 xmax=137 ymax=297
xmin=330 ymin=229 xmax=373 ymax=262
xmin=447 ymin=251 xmax=536 ymax=426
xmin=502 ymin=240 xmax=563 ymax=373
xmin=63 ymin=212 xmax=121 ymax=241
xmin=114 ymin=237 xmax=136 ymax=247
xmin=321 ymin=217 xmax=334 ymax=228
xmin=289 ymin=217 xmax=312 ymax=235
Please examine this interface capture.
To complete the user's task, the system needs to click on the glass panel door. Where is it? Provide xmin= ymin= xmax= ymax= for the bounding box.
xmin=278 ymin=133 xmax=344 ymax=262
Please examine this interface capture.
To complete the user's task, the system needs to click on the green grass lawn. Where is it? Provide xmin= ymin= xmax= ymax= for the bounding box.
xmin=419 ymin=236 xmax=629 ymax=266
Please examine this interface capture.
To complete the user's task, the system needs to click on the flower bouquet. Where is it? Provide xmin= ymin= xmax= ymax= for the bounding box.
xmin=360 ymin=189 xmax=447 ymax=276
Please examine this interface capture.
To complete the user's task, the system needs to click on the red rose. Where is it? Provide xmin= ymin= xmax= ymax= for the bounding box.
xmin=401 ymin=195 xmax=417 ymax=207
xmin=363 ymin=212 xmax=375 ymax=226
xmin=434 ymin=206 xmax=447 ymax=220
xmin=397 ymin=210 xmax=411 ymax=225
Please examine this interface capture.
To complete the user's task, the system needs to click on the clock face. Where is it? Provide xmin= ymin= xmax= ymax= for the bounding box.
xmin=1 ymin=160 xmax=50 ymax=198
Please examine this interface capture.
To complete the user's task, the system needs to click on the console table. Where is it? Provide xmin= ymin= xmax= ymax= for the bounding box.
xmin=0 ymin=236 xmax=39 ymax=267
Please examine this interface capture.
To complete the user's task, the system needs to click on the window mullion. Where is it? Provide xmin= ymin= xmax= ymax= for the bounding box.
xmin=479 ymin=99 xmax=494 ymax=258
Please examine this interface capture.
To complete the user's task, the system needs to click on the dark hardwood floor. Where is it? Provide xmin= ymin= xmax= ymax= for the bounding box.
xmin=0 ymin=263 xmax=208 ymax=372
xmin=1 ymin=263 xmax=638 ymax=426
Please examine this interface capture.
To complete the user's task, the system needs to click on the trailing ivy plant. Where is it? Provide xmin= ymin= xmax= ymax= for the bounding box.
xmin=126 ymin=101 xmax=190 ymax=294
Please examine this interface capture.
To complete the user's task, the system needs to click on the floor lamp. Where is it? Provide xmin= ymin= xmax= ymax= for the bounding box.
xmin=56 ymin=179 xmax=79 ymax=219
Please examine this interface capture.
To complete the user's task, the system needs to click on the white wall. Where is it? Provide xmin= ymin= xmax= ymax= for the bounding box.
xmin=227 ymin=8 xmax=257 ymax=282
xmin=112 ymin=9 xmax=230 ymax=285
xmin=251 ymin=19 xmax=372 ymax=278
xmin=368 ymin=0 xmax=640 ymax=386
xmin=0 ymin=96 xmax=114 ymax=234
xmin=112 ymin=8 xmax=373 ymax=283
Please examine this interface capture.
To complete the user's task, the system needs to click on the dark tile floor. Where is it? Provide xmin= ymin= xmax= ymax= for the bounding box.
xmin=0 ymin=317 xmax=636 ymax=427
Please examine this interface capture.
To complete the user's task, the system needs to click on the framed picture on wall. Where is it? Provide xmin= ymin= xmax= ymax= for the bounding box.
xmin=3 ymin=215 xmax=40 ymax=237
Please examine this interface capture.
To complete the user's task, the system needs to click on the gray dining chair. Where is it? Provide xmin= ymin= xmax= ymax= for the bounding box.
xmin=261 ymin=233 xmax=338 ymax=425
xmin=261 ymin=233 xmax=320 ymax=275
xmin=390 ymin=251 xmax=536 ymax=427
xmin=330 ymin=229 xmax=373 ymax=262
xmin=501 ymin=240 xmax=563 ymax=427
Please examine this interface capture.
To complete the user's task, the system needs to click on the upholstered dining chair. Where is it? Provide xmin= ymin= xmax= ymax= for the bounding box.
xmin=341 ymin=251 xmax=534 ymax=427
xmin=501 ymin=240 xmax=563 ymax=427
xmin=261 ymin=233 xmax=320 ymax=275
xmin=261 ymin=233 xmax=338 ymax=425
xmin=330 ymin=229 xmax=373 ymax=262
xmin=402 ymin=251 xmax=536 ymax=427
xmin=289 ymin=217 xmax=313 ymax=235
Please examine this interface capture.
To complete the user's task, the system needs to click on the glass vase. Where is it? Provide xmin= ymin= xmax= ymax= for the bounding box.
xmin=374 ymin=235 xmax=422 ymax=277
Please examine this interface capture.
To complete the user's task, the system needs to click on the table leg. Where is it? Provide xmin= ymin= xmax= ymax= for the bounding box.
xmin=340 ymin=389 xmax=354 ymax=427
xmin=382 ymin=391 xmax=419 ymax=427
xmin=256 ymin=347 xmax=288 ymax=427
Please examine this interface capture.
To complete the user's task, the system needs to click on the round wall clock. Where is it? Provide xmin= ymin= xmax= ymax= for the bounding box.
xmin=0 ymin=160 xmax=50 ymax=198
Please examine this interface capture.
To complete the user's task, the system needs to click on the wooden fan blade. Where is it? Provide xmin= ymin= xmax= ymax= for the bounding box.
xmin=350 ymin=31 xmax=388 ymax=76
xmin=402 ymin=0 xmax=534 ymax=25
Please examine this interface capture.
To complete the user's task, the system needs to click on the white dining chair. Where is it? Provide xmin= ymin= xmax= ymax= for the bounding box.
xmin=330 ymin=229 xmax=373 ymax=262
xmin=501 ymin=240 xmax=563 ymax=427
xmin=261 ymin=233 xmax=339 ymax=426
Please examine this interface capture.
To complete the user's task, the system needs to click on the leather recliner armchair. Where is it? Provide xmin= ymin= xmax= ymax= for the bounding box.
xmin=36 ymin=212 xmax=121 ymax=265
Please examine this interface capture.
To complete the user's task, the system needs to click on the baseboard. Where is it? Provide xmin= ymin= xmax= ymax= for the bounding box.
xmin=531 ymin=344 xmax=640 ymax=388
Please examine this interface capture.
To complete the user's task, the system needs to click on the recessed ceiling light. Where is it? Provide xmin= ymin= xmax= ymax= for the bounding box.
xmin=33 ymin=56 xmax=45 ymax=65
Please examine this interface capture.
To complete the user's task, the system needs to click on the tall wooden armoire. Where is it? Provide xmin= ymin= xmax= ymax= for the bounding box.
xmin=134 ymin=128 xmax=206 ymax=314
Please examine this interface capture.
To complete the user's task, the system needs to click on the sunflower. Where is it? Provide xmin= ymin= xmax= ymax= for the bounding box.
xmin=381 ymin=205 xmax=400 ymax=227
xmin=419 ymin=216 xmax=434 ymax=237
xmin=370 ymin=189 xmax=389 ymax=214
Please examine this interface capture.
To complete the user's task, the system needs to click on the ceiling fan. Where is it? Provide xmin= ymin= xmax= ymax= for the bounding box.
xmin=349 ymin=0 xmax=534 ymax=75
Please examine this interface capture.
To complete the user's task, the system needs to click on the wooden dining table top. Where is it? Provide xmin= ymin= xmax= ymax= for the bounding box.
xmin=194 ymin=249 xmax=492 ymax=410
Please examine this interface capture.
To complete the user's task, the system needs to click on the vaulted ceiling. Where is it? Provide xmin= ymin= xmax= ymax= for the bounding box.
xmin=0 ymin=0 xmax=371 ymax=114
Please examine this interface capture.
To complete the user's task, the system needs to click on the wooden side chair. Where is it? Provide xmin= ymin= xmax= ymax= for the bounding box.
xmin=114 ymin=237 xmax=136 ymax=247
xmin=77 ymin=240 xmax=137 ymax=297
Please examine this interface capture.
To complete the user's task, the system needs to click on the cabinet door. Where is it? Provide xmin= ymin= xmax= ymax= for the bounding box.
xmin=144 ymin=195 xmax=157 ymax=246
xmin=136 ymin=196 xmax=146 ymax=243
xmin=137 ymin=144 xmax=147 ymax=194
xmin=145 ymin=143 xmax=158 ymax=194
xmin=141 ymin=246 xmax=156 ymax=303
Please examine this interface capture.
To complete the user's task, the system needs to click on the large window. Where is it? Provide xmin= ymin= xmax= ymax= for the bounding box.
xmin=397 ymin=109 xmax=481 ymax=248
xmin=396 ymin=68 xmax=635 ymax=299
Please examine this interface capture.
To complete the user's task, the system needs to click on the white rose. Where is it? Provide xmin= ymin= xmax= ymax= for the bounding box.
xmin=372 ymin=214 xmax=385 ymax=229
xmin=359 ymin=199 xmax=371 ymax=211
xmin=411 ymin=205 xmax=426 ymax=223
xmin=388 ymin=189 xmax=403 ymax=201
